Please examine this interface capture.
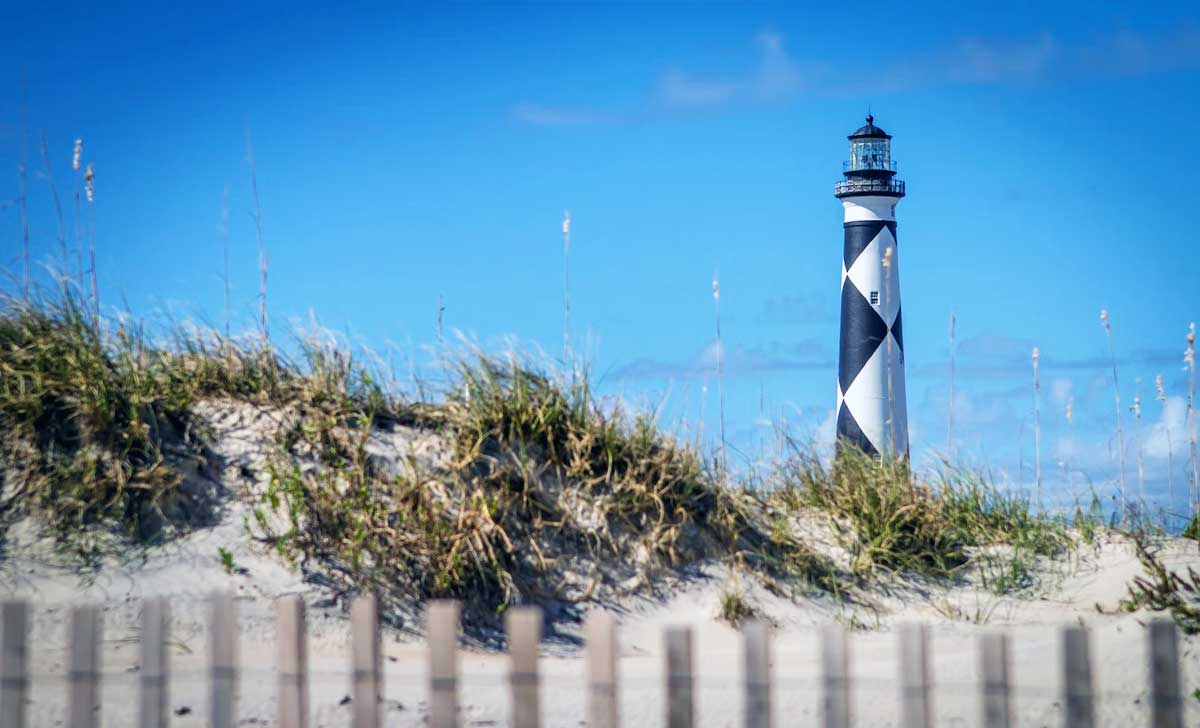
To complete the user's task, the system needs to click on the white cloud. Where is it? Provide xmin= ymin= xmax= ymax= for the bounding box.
xmin=607 ymin=338 xmax=832 ymax=381
xmin=654 ymin=68 xmax=738 ymax=109
xmin=1143 ymin=396 xmax=1188 ymax=460
xmin=749 ymin=30 xmax=807 ymax=100
xmin=1050 ymin=377 xmax=1073 ymax=406
xmin=944 ymin=34 xmax=1058 ymax=83
xmin=513 ymin=26 xmax=1200 ymax=126
xmin=510 ymin=103 xmax=622 ymax=127
xmin=949 ymin=387 xmax=1019 ymax=429
xmin=1049 ymin=430 xmax=1126 ymax=485
xmin=815 ymin=407 xmax=837 ymax=449
xmin=653 ymin=30 xmax=813 ymax=110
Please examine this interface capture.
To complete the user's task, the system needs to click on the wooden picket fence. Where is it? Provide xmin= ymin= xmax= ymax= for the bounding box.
xmin=0 ymin=594 xmax=1190 ymax=728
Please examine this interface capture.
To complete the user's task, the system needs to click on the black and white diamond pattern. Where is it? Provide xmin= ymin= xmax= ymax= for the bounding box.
xmin=836 ymin=220 xmax=908 ymax=457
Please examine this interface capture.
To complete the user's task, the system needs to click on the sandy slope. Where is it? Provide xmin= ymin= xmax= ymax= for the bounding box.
xmin=2 ymin=399 xmax=1198 ymax=727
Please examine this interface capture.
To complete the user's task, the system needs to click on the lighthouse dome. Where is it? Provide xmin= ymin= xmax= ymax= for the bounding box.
xmin=836 ymin=114 xmax=904 ymax=198
xmin=848 ymin=115 xmax=892 ymax=140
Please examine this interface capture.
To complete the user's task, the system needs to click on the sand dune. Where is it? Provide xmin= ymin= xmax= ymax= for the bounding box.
xmin=2 ymin=398 xmax=1197 ymax=727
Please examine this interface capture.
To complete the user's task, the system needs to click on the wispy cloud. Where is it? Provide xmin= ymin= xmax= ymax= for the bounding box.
xmin=653 ymin=68 xmax=738 ymax=110
xmin=510 ymin=103 xmax=624 ymax=127
xmin=750 ymin=31 xmax=811 ymax=99
xmin=1143 ymin=395 xmax=1188 ymax=460
xmin=651 ymin=31 xmax=817 ymax=111
xmin=918 ymin=382 xmax=1023 ymax=432
xmin=512 ymin=25 xmax=1200 ymax=125
xmin=605 ymin=337 xmax=832 ymax=381
xmin=952 ymin=34 xmax=1058 ymax=82
xmin=757 ymin=289 xmax=837 ymax=325
xmin=514 ymin=30 xmax=816 ymax=124
xmin=1083 ymin=24 xmax=1200 ymax=76
xmin=913 ymin=333 xmax=1183 ymax=378
xmin=880 ymin=34 xmax=1058 ymax=91
xmin=957 ymin=334 xmax=1036 ymax=365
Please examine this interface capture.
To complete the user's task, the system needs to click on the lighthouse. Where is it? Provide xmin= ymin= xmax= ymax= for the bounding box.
xmin=834 ymin=115 xmax=908 ymax=458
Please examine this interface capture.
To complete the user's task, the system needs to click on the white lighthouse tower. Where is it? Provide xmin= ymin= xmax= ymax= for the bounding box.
xmin=834 ymin=115 xmax=908 ymax=458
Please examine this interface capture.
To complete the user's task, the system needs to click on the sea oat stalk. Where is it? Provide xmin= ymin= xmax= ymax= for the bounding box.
xmin=246 ymin=130 xmax=268 ymax=343
xmin=1131 ymin=379 xmax=1144 ymax=510
xmin=72 ymin=139 xmax=84 ymax=280
xmin=38 ymin=131 xmax=68 ymax=277
xmin=220 ymin=184 xmax=231 ymax=338
xmin=948 ymin=308 xmax=956 ymax=460
xmin=1033 ymin=346 xmax=1042 ymax=510
xmin=712 ymin=274 xmax=727 ymax=478
xmin=18 ymin=68 xmax=30 ymax=299
xmin=1100 ymin=308 xmax=1127 ymax=520
xmin=1186 ymin=323 xmax=1197 ymax=516
xmin=562 ymin=210 xmax=571 ymax=363
xmin=435 ymin=294 xmax=448 ymax=382
xmin=437 ymin=294 xmax=445 ymax=346
xmin=1155 ymin=374 xmax=1175 ymax=521
xmin=1064 ymin=396 xmax=1074 ymax=488
xmin=85 ymin=163 xmax=98 ymax=322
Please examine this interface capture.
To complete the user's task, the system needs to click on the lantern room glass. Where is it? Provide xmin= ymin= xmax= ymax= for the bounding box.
xmin=849 ymin=139 xmax=891 ymax=171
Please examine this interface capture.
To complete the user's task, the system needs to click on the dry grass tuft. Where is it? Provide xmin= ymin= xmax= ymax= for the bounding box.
xmin=0 ymin=294 xmax=228 ymax=557
xmin=1117 ymin=531 xmax=1200 ymax=634
xmin=717 ymin=581 xmax=765 ymax=627
xmin=772 ymin=441 xmax=1076 ymax=592
xmin=248 ymin=349 xmax=841 ymax=630
xmin=0 ymin=292 xmax=843 ymax=629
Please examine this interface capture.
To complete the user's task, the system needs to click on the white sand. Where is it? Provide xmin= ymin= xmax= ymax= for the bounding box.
xmin=2 ymin=399 xmax=1198 ymax=726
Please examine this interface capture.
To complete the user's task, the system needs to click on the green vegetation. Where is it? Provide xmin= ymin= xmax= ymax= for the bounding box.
xmin=771 ymin=441 xmax=1076 ymax=592
xmin=217 ymin=546 xmax=235 ymax=574
xmin=1183 ymin=514 xmax=1200 ymax=541
xmin=1 ymin=294 xmax=214 ymax=558
xmin=6 ymin=290 xmax=1188 ymax=634
xmin=0 ymin=291 xmax=844 ymax=627
xmin=0 ymin=288 xmax=345 ymax=559
xmin=248 ymin=350 xmax=840 ymax=626
xmin=717 ymin=582 xmax=762 ymax=627
xmin=1116 ymin=531 xmax=1200 ymax=634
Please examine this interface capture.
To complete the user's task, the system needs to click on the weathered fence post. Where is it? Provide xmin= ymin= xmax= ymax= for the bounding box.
xmin=427 ymin=600 xmax=461 ymax=728
xmin=1148 ymin=619 xmax=1182 ymax=728
xmin=664 ymin=626 xmax=694 ymax=728
xmin=585 ymin=611 xmax=619 ymax=728
xmin=507 ymin=607 xmax=542 ymax=728
xmin=978 ymin=632 xmax=1011 ymax=728
xmin=1 ymin=601 xmax=29 ymax=728
xmin=897 ymin=624 xmax=932 ymax=728
xmin=743 ymin=620 xmax=771 ymax=728
xmin=820 ymin=624 xmax=850 ymax=728
xmin=210 ymin=592 xmax=237 ymax=728
xmin=1062 ymin=625 xmax=1094 ymax=728
xmin=350 ymin=593 xmax=381 ymax=728
xmin=68 ymin=605 xmax=102 ymax=728
xmin=139 ymin=598 xmax=169 ymax=728
xmin=277 ymin=595 xmax=308 ymax=728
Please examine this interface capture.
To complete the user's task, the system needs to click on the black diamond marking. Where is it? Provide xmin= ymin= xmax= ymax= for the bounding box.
xmin=842 ymin=221 xmax=884 ymax=269
xmin=836 ymin=404 xmax=877 ymax=456
xmin=842 ymin=220 xmax=896 ymax=269
xmin=891 ymin=304 xmax=904 ymax=352
xmin=839 ymin=279 xmax=888 ymax=394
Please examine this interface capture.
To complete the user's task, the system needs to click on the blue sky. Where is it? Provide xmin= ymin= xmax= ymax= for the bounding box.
xmin=3 ymin=1 xmax=1199 ymax=520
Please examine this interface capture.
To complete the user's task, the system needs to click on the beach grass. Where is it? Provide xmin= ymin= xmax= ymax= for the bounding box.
xmin=771 ymin=440 xmax=1077 ymax=592
xmin=0 ymin=288 xmax=1181 ymax=631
